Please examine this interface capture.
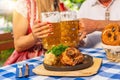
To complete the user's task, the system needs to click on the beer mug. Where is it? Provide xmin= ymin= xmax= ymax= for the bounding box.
xmin=60 ymin=11 xmax=79 ymax=47
xmin=41 ymin=11 xmax=61 ymax=49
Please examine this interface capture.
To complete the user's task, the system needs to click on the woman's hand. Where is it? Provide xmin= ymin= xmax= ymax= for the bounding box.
xmin=31 ymin=20 xmax=53 ymax=42
xmin=78 ymin=18 xmax=97 ymax=41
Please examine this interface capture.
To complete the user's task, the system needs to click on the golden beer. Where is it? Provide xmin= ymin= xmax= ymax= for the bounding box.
xmin=42 ymin=22 xmax=61 ymax=49
xmin=41 ymin=11 xmax=61 ymax=49
xmin=41 ymin=11 xmax=79 ymax=49
xmin=60 ymin=20 xmax=79 ymax=47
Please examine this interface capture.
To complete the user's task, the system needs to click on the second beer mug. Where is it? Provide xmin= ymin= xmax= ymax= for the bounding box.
xmin=60 ymin=11 xmax=79 ymax=47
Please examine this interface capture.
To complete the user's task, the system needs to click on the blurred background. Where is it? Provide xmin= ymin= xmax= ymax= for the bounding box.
xmin=0 ymin=0 xmax=85 ymax=66
xmin=0 ymin=0 xmax=16 ymax=33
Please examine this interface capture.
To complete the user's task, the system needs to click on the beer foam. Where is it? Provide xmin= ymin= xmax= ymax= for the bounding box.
xmin=60 ymin=11 xmax=78 ymax=21
xmin=41 ymin=11 xmax=60 ymax=22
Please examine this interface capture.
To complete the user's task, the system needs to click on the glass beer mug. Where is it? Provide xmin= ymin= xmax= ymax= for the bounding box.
xmin=60 ymin=11 xmax=79 ymax=47
xmin=41 ymin=11 xmax=61 ymax=49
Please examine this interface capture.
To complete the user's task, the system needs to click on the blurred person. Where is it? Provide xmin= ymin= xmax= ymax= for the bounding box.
xmin=3 ymin=0 xmax=67 ymax=66
xmin=77 ymin=0 xmax=120 ymax=48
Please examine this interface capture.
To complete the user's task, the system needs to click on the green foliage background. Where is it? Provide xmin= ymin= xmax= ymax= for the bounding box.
xmin=0 ymin=49 xmax=14 ymax=66
xmin=61 ymin=0 xmax=85 ymax=10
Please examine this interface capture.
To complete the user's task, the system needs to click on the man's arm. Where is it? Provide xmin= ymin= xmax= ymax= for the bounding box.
xmin=95 ymin=19 xmax=120 ymax=31
xmin=79 ymin=18 xmax=120 ymax=34
xmin=79 ymin=18 xmax=120 ymax=41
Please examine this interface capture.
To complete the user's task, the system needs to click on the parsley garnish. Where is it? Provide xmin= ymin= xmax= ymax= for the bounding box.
xmin=46 ymin=44 xmax=68 ymax=56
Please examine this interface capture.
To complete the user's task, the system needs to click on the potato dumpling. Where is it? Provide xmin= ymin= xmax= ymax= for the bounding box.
xmin=44 ymin=52 xmax=58 ymax=65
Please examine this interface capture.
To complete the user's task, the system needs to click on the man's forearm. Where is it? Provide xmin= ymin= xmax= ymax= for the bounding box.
xmin=95 ymin=20 xmax=120 ymax=31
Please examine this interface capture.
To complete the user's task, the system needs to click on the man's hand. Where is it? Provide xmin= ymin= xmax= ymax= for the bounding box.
xmin=78 ymin=18 xmax=97 ymax=41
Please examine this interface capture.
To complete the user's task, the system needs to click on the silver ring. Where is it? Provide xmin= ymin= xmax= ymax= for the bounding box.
xmin=78 ymin=32 xmax=82 ymax=36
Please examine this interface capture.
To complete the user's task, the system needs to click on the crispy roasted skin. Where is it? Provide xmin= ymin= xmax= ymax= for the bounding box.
xmin=60 ymin=47 xmax=84 ymax=66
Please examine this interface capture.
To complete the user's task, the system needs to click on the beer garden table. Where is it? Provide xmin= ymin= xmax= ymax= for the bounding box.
xmin=0 ymin=48 xmax=120 ymax=80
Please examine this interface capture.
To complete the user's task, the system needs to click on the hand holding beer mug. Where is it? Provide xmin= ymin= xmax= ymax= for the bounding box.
xmin=41 ymin=11 xmax=61 ymax=49
xmin=60 ymin=11 xmax=79 ymax=47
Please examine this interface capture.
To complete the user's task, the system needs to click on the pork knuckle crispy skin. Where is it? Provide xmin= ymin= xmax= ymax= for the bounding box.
xmin=60 ymin=47 xmax=84 ymax=66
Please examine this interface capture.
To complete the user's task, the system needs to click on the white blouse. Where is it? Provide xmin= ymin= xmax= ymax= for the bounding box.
xmin=15 ymin=0 xmax=27 ymax=18
xmin=15 ymin=0 xmax=38 ymax=27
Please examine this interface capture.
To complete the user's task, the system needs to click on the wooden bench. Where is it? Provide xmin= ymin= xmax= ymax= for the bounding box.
xmin=0 ymin=32 xmax=14 ymax=53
